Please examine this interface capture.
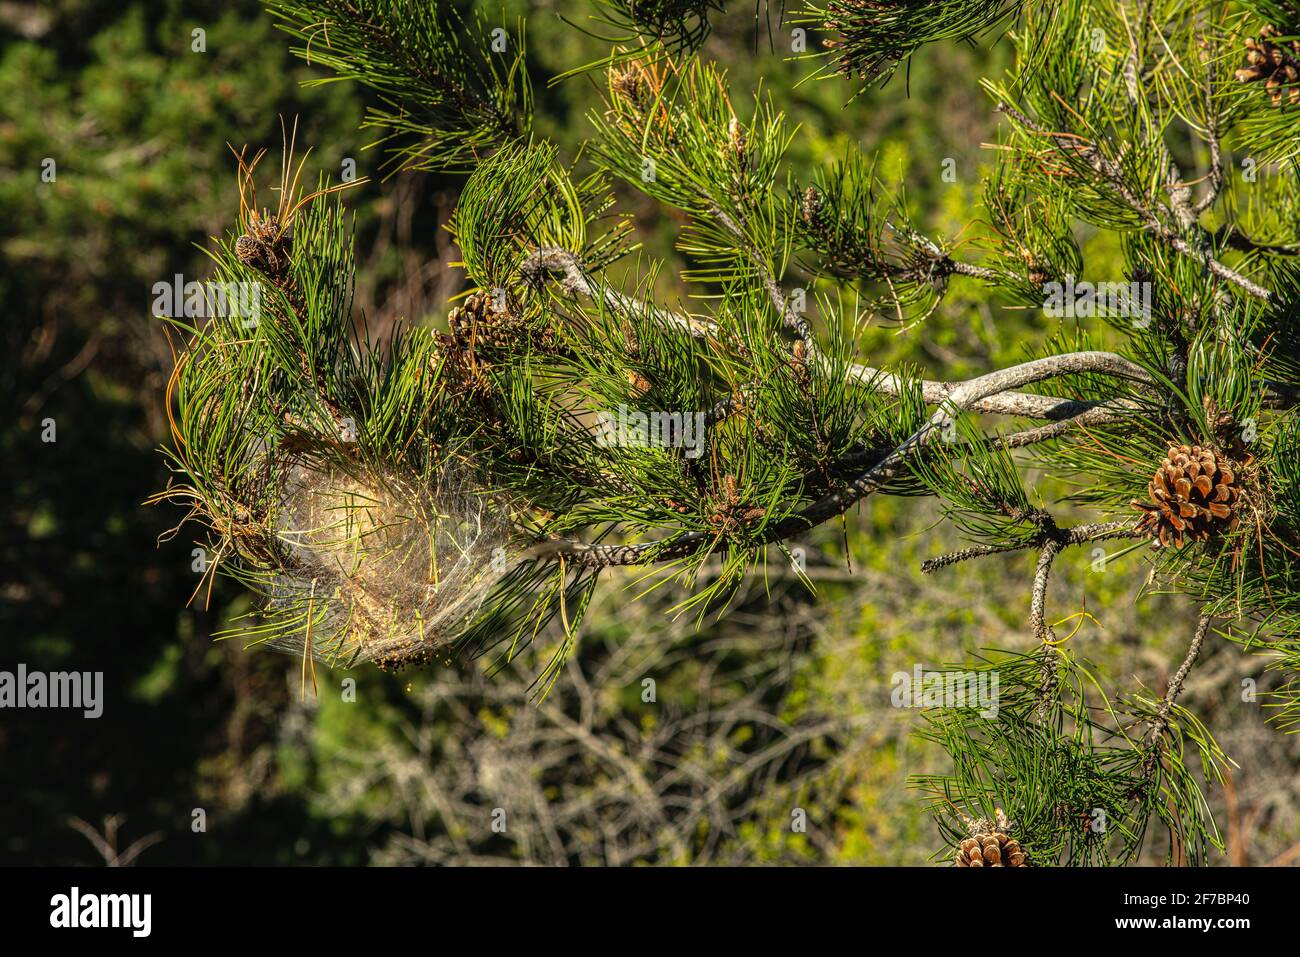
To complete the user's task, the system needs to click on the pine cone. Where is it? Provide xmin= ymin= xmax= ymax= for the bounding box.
xmin=234 ymin=213 xmax=291 ymax=280
xmin=954 ymin=808 xmax=1028 ymax=867
xmin=1132 ymin=443 xmax=1244 ymax=549
xmin=1021 ymin=248 xmax=1050 ymax=285
xmin=1235 ymin=25 xmax=1300 ymax=107
xmin=800 ymin=186 xmax=825 ymax=230
xmin=447 ymin=291 xmax=556 ymax=355
xmin=609 ymin=66 xmax=643 ymax=110
xmin=626 ymin=369 xmax=652 ymax=397
xmin=447 ymin=291 xmax=494 ymax=341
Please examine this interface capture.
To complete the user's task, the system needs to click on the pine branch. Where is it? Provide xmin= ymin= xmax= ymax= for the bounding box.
xmin=1151 ymin=614 xmax=1215 ymax=738
xmin=156 ymin=0 xmax=1300 ymax=867
xmin=549 ymin=351 xmax=1151 ymax=568
xmin=520 ymin=246 xmax=713 ymax=339
xmin=995 ymin=100 xmax=1277 ymax=303
xmin=1029 ymin=537 xmax=1064 ymax=644
xmin=921 ymin=519 xmax=1142 ymax=574
xmin=1215 ymin=225 xmax=1300 ymax=257
xmin=523 ymin=245 xmax=1148 ymax=420
xmin=797 ymin=0 xmax=1022 ymax=83
xmin=265 ymin=0 xmax=530 ymax=172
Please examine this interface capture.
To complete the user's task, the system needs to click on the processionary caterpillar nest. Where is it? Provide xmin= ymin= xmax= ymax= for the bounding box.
xmin=264 ymin=459 xmax=513 ymax=671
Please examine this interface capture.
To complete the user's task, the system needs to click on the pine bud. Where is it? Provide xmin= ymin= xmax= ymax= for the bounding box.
xmin=801 ymin=186 xmax=824 ymax=228
xmin=727 ymin=117 xmax=746 ymax=164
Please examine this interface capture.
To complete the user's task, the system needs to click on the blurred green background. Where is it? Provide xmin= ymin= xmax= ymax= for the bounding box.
xmin=3 ymin=0 xmax=1297 ymax=866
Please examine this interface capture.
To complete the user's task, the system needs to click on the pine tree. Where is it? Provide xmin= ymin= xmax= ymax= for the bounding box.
xmin=156 ymin=0 xmax=1300 ymax=865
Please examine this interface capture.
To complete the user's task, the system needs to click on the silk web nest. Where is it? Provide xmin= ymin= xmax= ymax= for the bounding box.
xmin=261 ymin=458 xmax=513 ymax=671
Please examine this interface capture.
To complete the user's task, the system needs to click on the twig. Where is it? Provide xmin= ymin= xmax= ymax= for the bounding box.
xmin=1191 ymin=27 xmax=1223 ymax=217
xmin=1153 ymin=613 xmax=1214 ymax=732
xmin=1214 ymin=225 xmax=1300 ymax=257
xmin=922 ymin=519 xmax=1142 ymax=574
xmin=550 ymin=351 xmax=1153 ymax=568
xmin=995 ymin=101 xmax=1275 ymax=303
xmin=520 ymin=246 xmax=713 ymax=338
xmin=1029 ymin=539 xmax=1066 ymax=645
xmin=1191 ymin=115 xmax=1223 ymax=217
xmin=68 ymin=814 xmax=162 ymax=867
xmin=522 ymin=246 xmax=1154 ymax=421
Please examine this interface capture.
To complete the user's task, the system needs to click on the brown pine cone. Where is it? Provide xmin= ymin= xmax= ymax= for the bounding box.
xmin=954 ymin=808 xmax=1029 ymax=867
xmin=1132 ymin=443 xmax=1245 ymax=549
xmin=447 ymin=291 xmax=556 ymax=356
xmin=1235 ymin=25 xmax=1300 ymax=106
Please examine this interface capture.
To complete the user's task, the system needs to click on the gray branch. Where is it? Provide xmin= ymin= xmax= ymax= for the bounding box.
xmin=552 ymin=351 xmax=1152 ymax=568
xmin=995 ymin=101 xmax=1275 ymax=303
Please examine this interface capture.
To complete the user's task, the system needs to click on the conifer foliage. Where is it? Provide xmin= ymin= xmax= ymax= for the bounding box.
xmin=158 ymin=0 xmax=1300 ymax=864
